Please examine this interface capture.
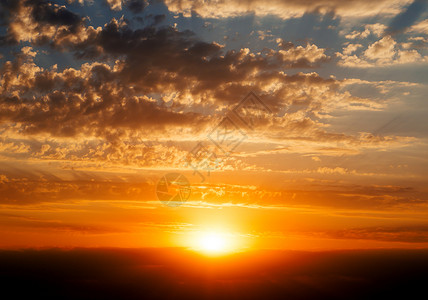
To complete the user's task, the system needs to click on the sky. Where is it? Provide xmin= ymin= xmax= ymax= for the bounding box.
xmin=0 ymin=0 xmax=428 ymax=251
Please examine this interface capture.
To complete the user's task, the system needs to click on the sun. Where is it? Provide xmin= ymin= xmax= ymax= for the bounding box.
xmin=180 ymin=227 xmax=248 ymax=255
xmin=195 ymin=231 xmax=231 ymax=255
xmin=200 ymin=232 xmax=226 ymax=252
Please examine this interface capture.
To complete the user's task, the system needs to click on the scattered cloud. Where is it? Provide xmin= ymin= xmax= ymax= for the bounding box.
xmin=364 ymin=35 xmax=397 ymax=61
xmin=105 ymin=0 xmax=123 ymax=11
xmin=342 ymin=43 xmax=363 ymax=55
xmin=344 ymin=23 xmax=387 ymax=39
xmin=162 ymin=0 xmax=413 ymax=19
xmin=337 ymin=35 xmax=428 ymax=67
xmin=408 ymin=18 xmax=428 ymax=34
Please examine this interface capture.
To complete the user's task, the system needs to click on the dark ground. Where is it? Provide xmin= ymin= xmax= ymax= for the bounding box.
xmin=1 ymin=248 xmax=427 ymax=299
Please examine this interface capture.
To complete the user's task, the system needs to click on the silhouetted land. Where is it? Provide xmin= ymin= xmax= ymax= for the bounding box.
xmin=1 ymin=248 xmax=427 ymax=299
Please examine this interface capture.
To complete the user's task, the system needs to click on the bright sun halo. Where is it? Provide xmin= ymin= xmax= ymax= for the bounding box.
xmin=197 ymin=232 xmax=229 ymax=255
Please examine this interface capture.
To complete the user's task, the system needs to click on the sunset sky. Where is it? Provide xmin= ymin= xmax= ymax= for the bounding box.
xmin=1 ymin=0 xmax=428 ymax=252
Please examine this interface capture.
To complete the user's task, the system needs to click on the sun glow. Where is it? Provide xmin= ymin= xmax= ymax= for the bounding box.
xmin=195 ymin=231 xmax=232 ymax=255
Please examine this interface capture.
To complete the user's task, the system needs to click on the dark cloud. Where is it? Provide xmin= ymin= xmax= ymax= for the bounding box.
xmin=77 ymin=19 xmax=331 ymax=107
xmin=0 ymin=0 xmax=407 ymax=176
xmin=0 ymin=0 xmax=21 ymax=45
xmin=0 ymin=11 xmax=339 ymax=143
xmin=126 ymin=0 xmax=148 ymax=14
xmin=0 ymin=48 xmax=211 ymax=139
xmin=0 ymin=0 xmax=86 ymax=46
xmin=153 ymin=14 xmax=166 ymax=25
xmin=29 ymin=0 xmax=83 ymax=31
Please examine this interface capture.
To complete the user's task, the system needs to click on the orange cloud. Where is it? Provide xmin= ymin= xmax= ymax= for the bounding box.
xmin=162 ymin=0 xmax=412 ymax=19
